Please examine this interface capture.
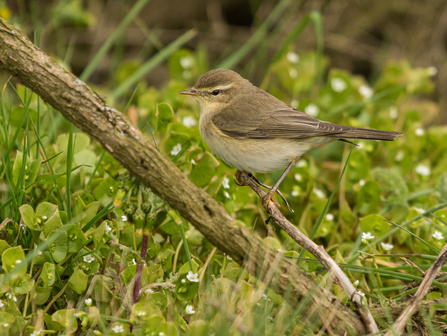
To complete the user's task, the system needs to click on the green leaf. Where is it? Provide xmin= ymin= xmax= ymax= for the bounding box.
xmin=156 ymin=103 xmax=174 ymax=133
xmin=39 ymin=262 xmax=56 ymax=288
xmin=357 ymin=181 xmax=381 ymax=215
xmin=2 ymin=246 xmax=26 ymax=285
xmin=58 ymin=133 xmax=90 ymax=155
xmin=178 ymin=259 xmax=199 ymax=274
xmin=19 ymin=204 xmax=39 ymax=231
xmin=0 ymin=312 xmax=14 ymax=331
xmin=37 ymin=203 xmax=63 ymax=238
xmin=188 ymin=152 xmax=220 ymax=187
xmin=0 ymin=240 xmax=10 ymax=256
xmin=68 ymin=268 xmax=88 ymax=294
xmin=12 ymin=150 xmax=24 ymax=186
xmin=360 ymin=214 xmax=389 ymax=238
xmin=34 ymin=286 xmax=52 ymax=305
xmin=93 ymin=221 xmax=107 ymax=250
xmin=145 ymin=292 xmax=168 ymax=310
xmin=13 ymin=273 xmax=34 ymax=294
xmin=62 ymin=225 xmax=88 ymax=253
xmin=52 ymin=309 xmax=77 ymax=333
xmin=25 ymin=158 xmax=42 ymax=190
xmin=93 ymin=177 xmax=119 ymax=207
xmin=91 ymin=275 xmax=113 ymax=302
xmin=75 ymin=195 xmax=100 ymax=227
xmin=175 ymin=273 xmax=199 ymax=301
xmin=48 ymin=231 xmax=68 ymax=263
xmin=9 ymin=107 xmax=38 ymax=128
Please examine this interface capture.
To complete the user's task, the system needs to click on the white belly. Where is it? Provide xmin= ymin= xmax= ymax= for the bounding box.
xmin=200 ymin=121 xmax=330 ymax=173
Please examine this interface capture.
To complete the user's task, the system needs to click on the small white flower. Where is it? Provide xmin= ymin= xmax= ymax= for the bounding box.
xmin=37 ymin=251 xmax=42 ymax=256
xmin=325 ymin=213 xmax=334 ymax=221
xmin=93 ymin=331 xmax=101 ymax=335
xmin=83 ymin=255 xmax=95 ymax=264
xmin=356 ymin=290 xmax=365 ymax=297
xmin=290 ymin=100 xmax=299 ymax=107
xmin=159 ymin=333 xmax=165 ymax=336
xmin=190 ymin=159 xmax=196 ymax=165
xmin=314 ymin=188 xmax=326 ymax=199
xmin=145 ymin=289 xmax=155 ymax=294
xmin=291 ymin=190 xmax=299 ymax=197
xmin=359 ymin=179 xmax=366 ymax=186
xmin=5 ymin=293 xmax=12 ymax=299
xmin=112 ymin=324 xmax=124 ymax=333
xmin=394 ymin=150 xmax=404 ymax=162
xmin=121 ymin=215 xmax=128 ymax=222
xmin=185 ymin=305 xmax=196 ymax=314
xmin=224 ymin=191 xmax=230 ymax=199
xmin=297 ymin=160 xmax=307 ymax=168
xmin=359 ymin=85 xmax=373 ymax=99
xmin=414 ymin=208 xmax=425 ymax=214
xmin=389 ymin=107 xmax=398 ymax=119
xmin=287 ymin=51 xmax=299 ymax=63
xmin=380 ymin=242 xmax=394 ymax=251
xmin=226 ymin=255 xmax=232 ymax=260
xmin=433 ymin=231 xmax=444 ymax=240
xmin=289 ymin=69 xmax=298 ymax=78
xmin=428 ymin=66 xmax=438 ymax=76
xmin=16 ymin=260 xmax=22 ymax=264
xmin=357 ymin=142 xmax=364 ymax=150
xmin=85 ymin=298 xmax=92 ymax=306
xmin=277 ymin=248 xmax=283 ymax=252
xmin=137 ymin=311 xmax=146 ymax=316
xmin=20 ymin=224 xmax=26 ymax=233
xmin=181 ymin=279 xmax=186 ymax=283
xmin=30 ymin=329 xmax=42 ymax=336
xmin=331 ymin=78 xmax=347 ymax=92
xmin=171 ymin=143 xmax=182 ymax=156
xmin=294 ymin=173 xmax=302 ymax=181
xmin=304 ymin=104 xmax=319 ymax=117
xmin=415 ymin=164 xmax=431 ymax=177
xmin=182 ymin=116 xmax=197 ymax=128
xmin=415 ymin=128 xmax=425 ymax=137
xmin=353 ymin=280 xmax=359 ymax=286
xmin=105 ymin=223 xmax=112 ymax=232
xmin=180 ymin=57 xmax=192 ymax=69
xmin=3 ymin=323 xmax=8 ymax=327
xmin=132 ymin=259 xmax=136 ymax=265
xmin=186 ymin=271 xmax=199 ymax=282
xmin=0 ymin=300 xmax=4 ymax=307
xmin=222 ymin=177 xmax=230 ymax=189
xmin=362 ymin=232 xmax=375 ymax=240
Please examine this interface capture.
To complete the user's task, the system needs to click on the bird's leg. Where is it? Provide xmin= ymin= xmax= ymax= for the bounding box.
xmin=247 ymin=173 xmax=293 ymax=212
xmin=262 ymin=158 xmax=298 ymax=212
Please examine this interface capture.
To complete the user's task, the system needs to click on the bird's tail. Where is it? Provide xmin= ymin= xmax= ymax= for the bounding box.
xmin=334 ymin=127 xmax=403 ymax=141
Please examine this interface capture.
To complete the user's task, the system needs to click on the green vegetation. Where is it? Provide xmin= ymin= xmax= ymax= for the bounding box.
xmin=1 ymin=2 xmax=447 ymax=335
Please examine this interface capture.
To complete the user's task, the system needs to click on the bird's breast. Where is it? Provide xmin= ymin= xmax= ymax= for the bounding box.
xmin=199 ymin=117 xmax=314 ymax=173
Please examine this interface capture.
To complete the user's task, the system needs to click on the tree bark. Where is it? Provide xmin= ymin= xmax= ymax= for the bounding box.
xmin=0 ymin=17 xmax=366 ymax=334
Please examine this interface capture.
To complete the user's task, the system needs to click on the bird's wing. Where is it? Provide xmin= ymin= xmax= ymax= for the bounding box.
xmin=213 ymin=103 xmax=348 ymax=139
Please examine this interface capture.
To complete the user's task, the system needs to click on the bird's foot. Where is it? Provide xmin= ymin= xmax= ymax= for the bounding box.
xmin=234 ymin=170 xmax=246 ymax=186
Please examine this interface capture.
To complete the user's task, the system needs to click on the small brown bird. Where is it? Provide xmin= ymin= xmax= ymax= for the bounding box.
xmin=179 ymin=69 xmax=403 ymax=211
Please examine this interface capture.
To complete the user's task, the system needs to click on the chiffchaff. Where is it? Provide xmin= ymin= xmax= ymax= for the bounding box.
xmin=179 ymin=69 xmax=402 ymax=211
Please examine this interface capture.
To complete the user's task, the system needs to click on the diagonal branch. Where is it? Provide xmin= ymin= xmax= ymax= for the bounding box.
xmin=236 ymin=171 xmax=380 ymax=334
xmin=385 ymin=244 xmax=447 ymax=336
xmin=0 ymin=17 xmax=366 ymax=334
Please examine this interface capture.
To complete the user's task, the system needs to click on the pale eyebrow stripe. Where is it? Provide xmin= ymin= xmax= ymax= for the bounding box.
xmin=213 ymin=84 xmax=233 ymax=91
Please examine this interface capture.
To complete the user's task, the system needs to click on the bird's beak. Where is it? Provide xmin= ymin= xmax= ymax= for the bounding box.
xmin=178 ymin=89 xmax=197 ymax=96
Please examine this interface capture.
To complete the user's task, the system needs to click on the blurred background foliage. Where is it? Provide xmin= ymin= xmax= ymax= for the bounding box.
xmin=1 ymin=0 xmax=447 ymax=335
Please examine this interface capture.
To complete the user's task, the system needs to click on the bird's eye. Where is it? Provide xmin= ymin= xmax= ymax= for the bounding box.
xmin=211 ymin=89 xmax=220 ymax=96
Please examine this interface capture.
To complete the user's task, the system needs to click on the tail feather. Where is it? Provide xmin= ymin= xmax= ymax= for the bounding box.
xmin=334 ymin=127 xmax=403 ymax=142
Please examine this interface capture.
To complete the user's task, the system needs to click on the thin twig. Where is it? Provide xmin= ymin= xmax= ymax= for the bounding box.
xmin=385 ymin=244 xmax=447 ymax=336
xmin=236 ymin=170 xmax=380 ymax=335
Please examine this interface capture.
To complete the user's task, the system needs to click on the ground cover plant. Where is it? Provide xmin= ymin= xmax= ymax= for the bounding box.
xmin=1 ymin=1 xmax=447 ymax=335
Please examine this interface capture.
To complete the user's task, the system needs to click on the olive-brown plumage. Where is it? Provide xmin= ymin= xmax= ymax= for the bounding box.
xmin=179 ymin=69 xmax=403 ymax=210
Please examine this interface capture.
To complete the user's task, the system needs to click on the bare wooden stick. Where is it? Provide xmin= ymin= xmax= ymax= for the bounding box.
xmin=385 ymin=244 xmax=447 ymax=336
xmin=236 ymin=170 xmax=380 ymax=335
